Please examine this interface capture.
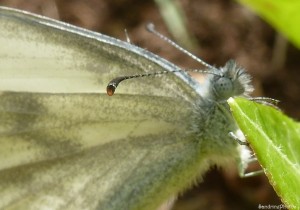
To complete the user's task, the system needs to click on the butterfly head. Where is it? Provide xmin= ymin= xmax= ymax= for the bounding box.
xmin=209 ymin=60 xmax=253 ymax=101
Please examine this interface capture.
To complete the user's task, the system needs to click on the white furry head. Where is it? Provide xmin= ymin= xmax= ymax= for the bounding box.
xmin=207 ymin=60 xmax=253 ymax=101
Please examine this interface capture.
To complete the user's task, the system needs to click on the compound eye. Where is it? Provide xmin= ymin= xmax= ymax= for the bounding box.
xmin=215 ymin=77 xmax=233 ymax=98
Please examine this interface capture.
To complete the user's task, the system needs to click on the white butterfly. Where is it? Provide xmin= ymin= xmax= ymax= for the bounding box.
xmin=0 ymin=6 xmax=253 ymax=210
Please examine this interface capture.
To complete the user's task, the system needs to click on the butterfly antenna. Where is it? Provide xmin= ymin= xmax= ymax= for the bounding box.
xmin=124 ymin=28 xmax=131 ymax=43
xmin=106 ymin=68 xmax=219 ymax=96
xmin=146 ymin=23 xmax=219 ymax=72
xmin=107 ymin=70 xmax=173 ymax=96
xmin=107 ymin=23 xmax=222 ymax=96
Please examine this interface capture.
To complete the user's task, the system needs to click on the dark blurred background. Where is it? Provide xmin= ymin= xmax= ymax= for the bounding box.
xmin=1 ymin=0 xmax=299 ymax=209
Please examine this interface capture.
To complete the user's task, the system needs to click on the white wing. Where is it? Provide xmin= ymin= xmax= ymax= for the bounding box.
xmin=0 ymin=7 xmax=206 ymax=210
xmin=0 ymin=6 xmax=200 ymax=98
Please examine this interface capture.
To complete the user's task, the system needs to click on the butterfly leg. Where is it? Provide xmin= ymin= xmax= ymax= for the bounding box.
xmin=249 ymin=97 xmax=280 ymax=110
xmin=238 ymin=156 xmax=264 ymax=178
xmin=229 ymin=131 xmax=264 ymax=177
xmin=229 ymin=131 xmax=249 ymax=146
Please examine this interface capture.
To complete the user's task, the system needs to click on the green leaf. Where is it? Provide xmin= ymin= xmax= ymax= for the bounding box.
xmin=228 ymin=97 xmax=300 ymax=209
xmin=237 ymin=0 xmax=300 ymax=49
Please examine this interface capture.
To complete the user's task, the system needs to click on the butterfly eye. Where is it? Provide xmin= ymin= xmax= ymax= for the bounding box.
xmin=214 ymin=77 xmax=234 ymax=99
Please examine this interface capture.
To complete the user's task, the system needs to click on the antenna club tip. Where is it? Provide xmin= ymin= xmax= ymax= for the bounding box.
xmin=106 ymin=84 xmax=116 ymax=96
xmin=146 ymin=22 xmax=155 ymax=32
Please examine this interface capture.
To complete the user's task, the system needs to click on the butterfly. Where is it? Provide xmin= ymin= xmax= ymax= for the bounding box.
xmin=0 ymin=6 xmax=254 ymax=210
